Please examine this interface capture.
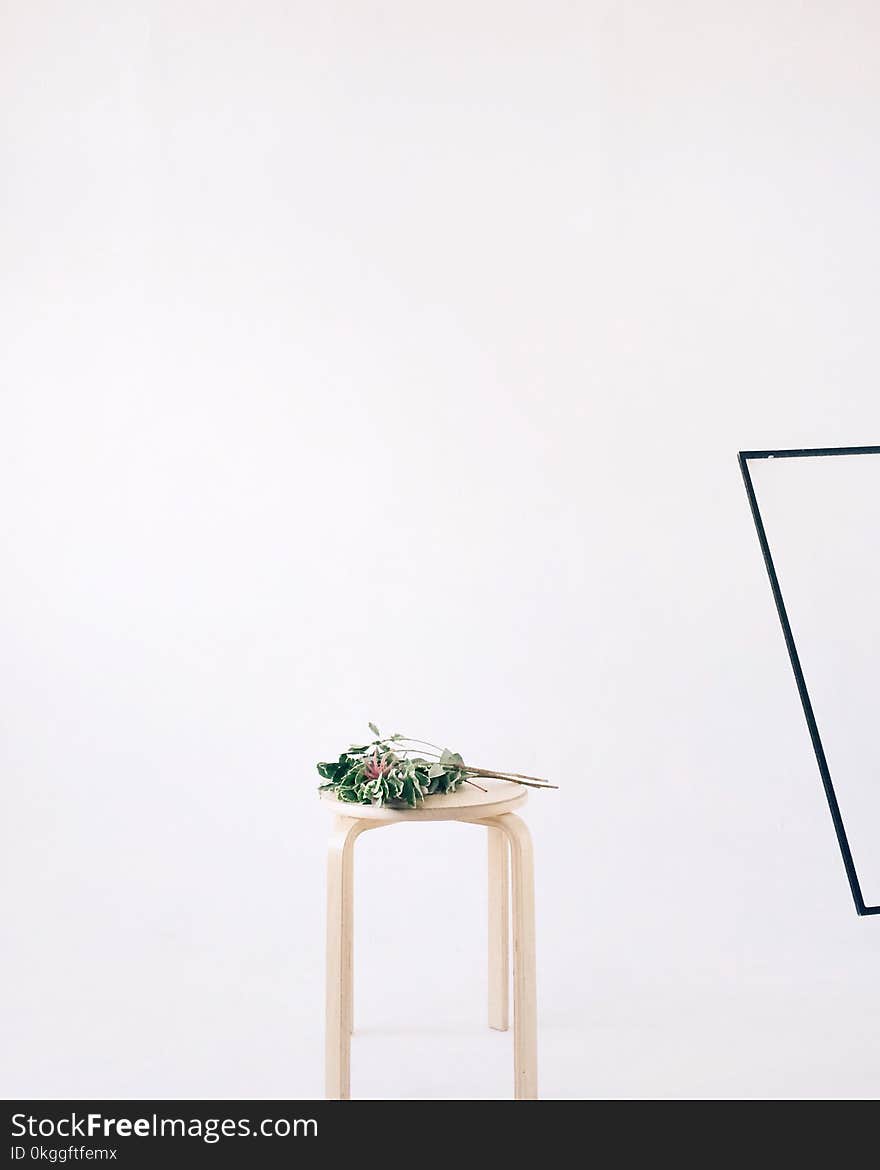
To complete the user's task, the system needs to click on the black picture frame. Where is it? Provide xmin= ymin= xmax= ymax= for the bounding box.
xmin=739 ymin=445 xmax=880 ymax=917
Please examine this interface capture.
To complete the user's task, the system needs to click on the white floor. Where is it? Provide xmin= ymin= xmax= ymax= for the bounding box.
xmin=349 ymin=982 xmax=880 ymax=1100
xmin=11 ymin=967 xmax=879 ymax=1101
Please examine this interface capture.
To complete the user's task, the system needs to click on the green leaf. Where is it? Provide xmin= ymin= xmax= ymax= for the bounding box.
xmin=316 ymin=730 xmax=523 ymax=806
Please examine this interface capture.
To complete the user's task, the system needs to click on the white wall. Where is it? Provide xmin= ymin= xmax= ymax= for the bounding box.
xmin=2 ymin=1 xmax=880 ymax=1099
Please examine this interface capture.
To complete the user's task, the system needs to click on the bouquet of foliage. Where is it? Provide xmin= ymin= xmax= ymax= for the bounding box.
xmin=318 ymin=723 xmax=557 ymax=808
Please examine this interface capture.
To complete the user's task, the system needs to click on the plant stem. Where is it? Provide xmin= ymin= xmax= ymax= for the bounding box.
xmin=368 ymin=738 xmax=557 ymax=790
xmin=463 ymin=778 xmax=488 ymax=793
xmin=473 ymin=774 xmax=559 ymax=790
xmin=384 ymin=745 xmax=442 ymax=759
xmin=395 ymin=735 xmax=446 ymax=753
xmin=464 ymin=764 xmax=557 ymax=786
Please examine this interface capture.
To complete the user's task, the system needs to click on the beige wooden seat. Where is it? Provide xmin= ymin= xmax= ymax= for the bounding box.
xmin=322 ymin=779 xmax=537 ymax=1099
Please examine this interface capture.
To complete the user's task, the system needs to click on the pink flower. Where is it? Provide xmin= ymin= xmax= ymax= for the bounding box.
xmin=363 ymin=755 xmax=389 ymax=781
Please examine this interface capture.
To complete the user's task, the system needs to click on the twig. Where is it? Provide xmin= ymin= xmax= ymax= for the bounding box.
xmin=465 ymin=765 xmax=558 ymax=788
xmin=474 ymin=774 xmax=559 ymax=790
xmin=463 ymin=778 xmax=489 ymax=793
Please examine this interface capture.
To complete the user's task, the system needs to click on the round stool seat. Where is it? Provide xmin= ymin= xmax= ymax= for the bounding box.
xmin=321 ymin=777 xmax=527 ymax=823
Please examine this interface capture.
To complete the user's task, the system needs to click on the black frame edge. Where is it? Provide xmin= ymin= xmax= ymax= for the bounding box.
xmin=738 ymin=449 xmax=879 ymax=916
xmin=740 ymin=445 xmax=880 ymax=460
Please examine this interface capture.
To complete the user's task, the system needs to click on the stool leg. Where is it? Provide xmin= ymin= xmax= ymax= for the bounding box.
xmin=488 ymin=826 xmax=509 ymax=1031
xmin=344 ymin=826 xmax=356 ymax=1038
xmin=326 ymin=815 xmax=361 ymax=1099
xmin=493 ymin=813 xmax=537 ymax=1100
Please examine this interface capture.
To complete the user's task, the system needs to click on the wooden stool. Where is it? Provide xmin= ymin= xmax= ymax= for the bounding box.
xmin=323 ymin=779 xmax=538 ymax=1100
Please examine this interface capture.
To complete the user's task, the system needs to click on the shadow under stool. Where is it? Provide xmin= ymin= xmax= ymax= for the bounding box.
xmin=322 ymin=779 xmax=538 ymax=1100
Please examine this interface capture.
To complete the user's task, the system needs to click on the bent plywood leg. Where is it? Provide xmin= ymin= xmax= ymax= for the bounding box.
xmin=345 ymin=819 xmax=382 ymax=1040
xmin=488 ymin=826 xmax=509 ymax=1031
xmin=326 ymin=815 xmax=369 ymax=1099
xmin=481 ymin=812 xmax=537 ymax=1099
xmin=504 ymin=814 xmax=537 ymax=1099
xmin=344 ymin=825 xmax=355 ymax=1038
